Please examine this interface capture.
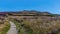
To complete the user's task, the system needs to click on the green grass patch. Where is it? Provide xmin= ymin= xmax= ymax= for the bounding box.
xmin=12 ymin=19 xmax=33 ymax=34
xmin=12 ymin=19 xmax=20 ymax=30
xmin=0 ymin=22 xmax=10 ymax=34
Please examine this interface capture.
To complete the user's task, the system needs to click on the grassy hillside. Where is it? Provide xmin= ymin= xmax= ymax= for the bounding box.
xmin=9 ymin=15 xmax=60 ymax=34
xmin=8 ymin=11 xmax=60 ymax=34
xmin=0 ymin=19 xmax=10 ymax=34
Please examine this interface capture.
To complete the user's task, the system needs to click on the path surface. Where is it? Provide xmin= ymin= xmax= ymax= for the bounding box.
xmin=7 ymin=21 xmax=17 ymax=34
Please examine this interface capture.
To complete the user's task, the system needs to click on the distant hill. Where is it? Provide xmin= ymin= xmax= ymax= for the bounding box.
xmin=8 ymin=10 xmax=52 ymax=16
xmin=7 ymin=10 xmax=60 ymax=17
xmin=0 ymin=10 xmax=60 ymax=17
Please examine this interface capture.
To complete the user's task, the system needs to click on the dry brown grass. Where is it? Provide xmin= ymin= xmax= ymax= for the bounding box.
xmin=11 ymin=16 xmax=60 ymax=34
xmin=0 ymin=19 xmax=10 ymax=34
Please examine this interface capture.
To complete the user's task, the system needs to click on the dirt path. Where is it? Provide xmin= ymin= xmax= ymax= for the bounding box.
xmin=7 ymin=21 xmax=17 ymax=34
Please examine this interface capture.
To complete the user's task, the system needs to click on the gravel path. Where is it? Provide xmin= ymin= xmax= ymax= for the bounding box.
xmin=7 ymin=21 xmax=17 ymax=34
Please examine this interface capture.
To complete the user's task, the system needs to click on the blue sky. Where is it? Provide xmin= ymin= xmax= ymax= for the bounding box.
xmin=0 ymin=0 xmax=60 ymax=14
